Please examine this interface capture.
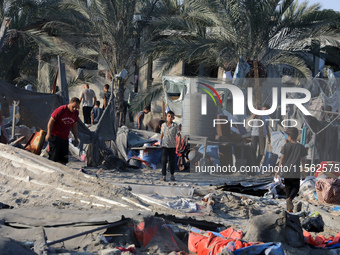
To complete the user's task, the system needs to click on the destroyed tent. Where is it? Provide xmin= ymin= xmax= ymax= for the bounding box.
xmin=292 ymin=72 xmax=340 ymax=162
xmin=0 ymin=79 xmax=117 ymax=167
xmin=0 ymin=79 xmax=62 ymax=130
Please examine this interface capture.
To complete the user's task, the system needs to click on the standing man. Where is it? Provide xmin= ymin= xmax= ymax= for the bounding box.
xmin=45 ymin=97 xmax=80 ymax=164
xmin=79 ymin=84 xmax=96 ymax=124
xmin=250 ymin=104 xmax=271 ymax=165
xmin=102 ymin=84 xmax=111 ymax=110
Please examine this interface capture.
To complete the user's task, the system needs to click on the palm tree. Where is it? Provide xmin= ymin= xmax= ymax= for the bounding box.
xmin=28 ymin=0 xmax=142 ymax=126
xmin=140 ymin=0 xmax=340 ymax=154
xmin=143 ymin=0 xmax=340 ymax=80
xmin=30 ymin=0 xmax=186 ymax=125
xmin=0 ymin=0 xmax=58 ymax=86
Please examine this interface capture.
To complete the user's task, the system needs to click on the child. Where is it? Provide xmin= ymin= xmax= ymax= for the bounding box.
xmin=160 ymin=111 xmax=180 ymax=181
xmin=91 ymin=101 xmax=103 ymax=125
xmin=275 ymin=127 xmax=307 ymax=212
xmin=134 ymin=106 xmax=150 ymax=130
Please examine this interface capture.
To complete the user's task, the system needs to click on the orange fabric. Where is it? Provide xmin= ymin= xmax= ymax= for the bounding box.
xmin=220 ymin=228 xmax=243 ymax=239
xmin=189 ymin=227 xmax=262 ymax=255
xmin=304 ymin=231 xmax=340 ymax=247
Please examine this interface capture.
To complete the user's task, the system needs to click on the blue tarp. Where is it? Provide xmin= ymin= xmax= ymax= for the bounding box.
xmin=233 ymin=242 xmax=284 ymax=255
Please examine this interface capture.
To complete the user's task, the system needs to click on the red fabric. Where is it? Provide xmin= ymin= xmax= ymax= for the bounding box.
xmin=51 ymin=105 xmax=79 ymax=140
xmin=304 ymin=231 xmax=340 ymax=247
xmin=134 ymin=222 xmax=158 ymax=247
xmin=315 ymin=161 xmax=329 ymax=177
xmin=188 ymin=228 xmax=262 ymax=255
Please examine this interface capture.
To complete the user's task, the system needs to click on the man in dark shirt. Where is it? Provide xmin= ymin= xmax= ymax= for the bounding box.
xmin=102 ymin=84 xmax=111 ymax=110
xmin=275 ymin=127 xmax=307 ymax=212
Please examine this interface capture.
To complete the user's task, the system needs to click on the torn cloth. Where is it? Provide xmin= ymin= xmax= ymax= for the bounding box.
xmin=304 ymin=231 xmax=340 ymax=248
xmin=167 ymin=199 xmax=197 ymax=213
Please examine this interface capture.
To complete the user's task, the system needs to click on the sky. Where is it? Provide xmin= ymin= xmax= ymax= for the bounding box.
xmin=307 ymin=0 xmax=340 ymax=12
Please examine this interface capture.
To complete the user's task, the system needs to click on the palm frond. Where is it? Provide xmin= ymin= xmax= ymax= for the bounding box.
xmin=130 ymin=83 xmax=163 ymax=113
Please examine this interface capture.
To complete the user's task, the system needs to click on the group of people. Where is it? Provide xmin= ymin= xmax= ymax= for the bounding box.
xmin=45 ymin=89 xmax=311 ymax=212
xmin=79 ymin=83 xmax=111 ymax=125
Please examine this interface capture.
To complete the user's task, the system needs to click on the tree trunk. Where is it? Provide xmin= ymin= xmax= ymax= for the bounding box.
xmin=254 ymin=60 xmax=264 ymax=157
xmin=114 ymin=77 xmax=126 ymax=127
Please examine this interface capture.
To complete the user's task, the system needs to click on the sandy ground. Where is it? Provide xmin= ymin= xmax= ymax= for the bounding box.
xmin=0 ymin=143 xmax=339 ymax=254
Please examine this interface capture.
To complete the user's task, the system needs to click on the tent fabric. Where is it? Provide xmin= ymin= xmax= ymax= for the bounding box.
xmin=304 ymin=231 xmax=340 ymax=248
xmin=134 ymin=217 xmax=188 ymax=253
xmin=0 ymin=79 xmax=62 ymax=129
xmin=188 ymin=227 xmax=264 ymax=255
xmin=0 ymin=79 xmax=118 ymax=167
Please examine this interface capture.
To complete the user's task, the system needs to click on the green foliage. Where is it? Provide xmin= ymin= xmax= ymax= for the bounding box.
xmin=0 ymin=0 xmax=60 ymax=84
xmin=143 ymin=0 xmax=340 ymax=78
xmin=130 ymin=83 xmax=163 ymax=113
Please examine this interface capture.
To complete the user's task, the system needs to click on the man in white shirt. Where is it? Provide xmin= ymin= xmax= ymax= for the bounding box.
xmin=79 ymin=84 xmax=96 ymax=124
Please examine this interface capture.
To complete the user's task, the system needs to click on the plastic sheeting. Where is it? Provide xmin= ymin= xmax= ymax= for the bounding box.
xmin=0 ymin=79 xmax=118 ymax=167
xmin=0 ymin=79 xmax=62 ymax=129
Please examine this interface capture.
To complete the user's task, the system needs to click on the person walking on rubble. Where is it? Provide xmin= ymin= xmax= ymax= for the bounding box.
xmin=79 ymin=84 xmax=97 ymax=124
xmin=275 ymin=127 xmax=307 ymax=213
xmin=160 ymin=111 xmax=181 ymax=181
xmin=45 ymin=97 xmax=80 ymax=165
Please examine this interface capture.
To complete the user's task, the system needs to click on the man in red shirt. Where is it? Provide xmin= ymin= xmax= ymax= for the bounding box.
xmin=45 ymin=97 xmax=80 ymax=164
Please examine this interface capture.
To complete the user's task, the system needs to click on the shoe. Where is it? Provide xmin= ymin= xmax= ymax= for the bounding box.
xmin=160 ymin=176 xmax=167 ymax=181
xmin=170 ymin=176 xmax=176 ymax=181
xmin=286 ymin=198 xmax=294 ymax=212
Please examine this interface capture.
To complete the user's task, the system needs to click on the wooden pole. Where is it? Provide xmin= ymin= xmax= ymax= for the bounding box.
xmin=254 ymin=60 xmax=264 ymax=157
